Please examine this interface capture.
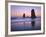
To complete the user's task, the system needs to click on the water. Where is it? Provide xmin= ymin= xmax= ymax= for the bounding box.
xmin=11 ymin=17 xmax=41 ymax=31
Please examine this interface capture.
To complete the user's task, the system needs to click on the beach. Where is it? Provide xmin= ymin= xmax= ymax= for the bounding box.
xmin=11 ymin=17 xmax=41 ymax=31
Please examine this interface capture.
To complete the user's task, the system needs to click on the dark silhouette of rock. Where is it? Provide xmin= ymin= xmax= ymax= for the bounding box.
xmin=31 ymin=9 xmax=36 ymax=19
xmin=23 ymin=13 xmax=25 ymax=18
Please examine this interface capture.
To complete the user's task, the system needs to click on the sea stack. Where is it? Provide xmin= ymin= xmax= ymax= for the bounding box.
xmin=31 ymin=9 xmax=36 ymax=19
xmin=23 ymin=13 xmax=25 ymax=18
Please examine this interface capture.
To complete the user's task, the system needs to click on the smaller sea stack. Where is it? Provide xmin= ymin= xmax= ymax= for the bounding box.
xmin=23 ymin=13 xmax=25 ymax=18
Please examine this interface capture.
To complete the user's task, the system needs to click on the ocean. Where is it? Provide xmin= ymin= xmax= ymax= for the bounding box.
xmin=11 ymin=17 xmax=41 ymax=31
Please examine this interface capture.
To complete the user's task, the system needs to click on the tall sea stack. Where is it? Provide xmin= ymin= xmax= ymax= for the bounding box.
xmin=31 ymin=9 xmax=36 ymax=19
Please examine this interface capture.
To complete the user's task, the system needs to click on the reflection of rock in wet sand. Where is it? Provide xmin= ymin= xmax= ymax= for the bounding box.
xmin=31 ymin=21 xmax=35 ymax=30
xmin=32 ymin=21 xmax=35 ymax=26
xmin=31 ymin=9 xmax=36 ymax=19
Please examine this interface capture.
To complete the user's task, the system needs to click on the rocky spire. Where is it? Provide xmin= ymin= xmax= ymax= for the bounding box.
xmin=23 ymin=13 xmax=25 ymax=18
xmin=31 ymin=9 xmax=36 ymax=19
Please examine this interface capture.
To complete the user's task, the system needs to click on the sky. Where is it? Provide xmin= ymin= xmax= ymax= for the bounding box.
xmin=11 ymin=5 xmax=41 ymax=17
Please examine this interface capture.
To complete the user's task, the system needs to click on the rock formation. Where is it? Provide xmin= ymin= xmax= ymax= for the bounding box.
xmin=23 ymin=13 xmax=25 ymax=18
xmin=31 ymin=9 xmax=36 ymax=19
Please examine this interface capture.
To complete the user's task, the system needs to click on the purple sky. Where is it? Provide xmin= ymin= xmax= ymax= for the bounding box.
xmin=11 ymin=5 xmax=41 ymax=17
